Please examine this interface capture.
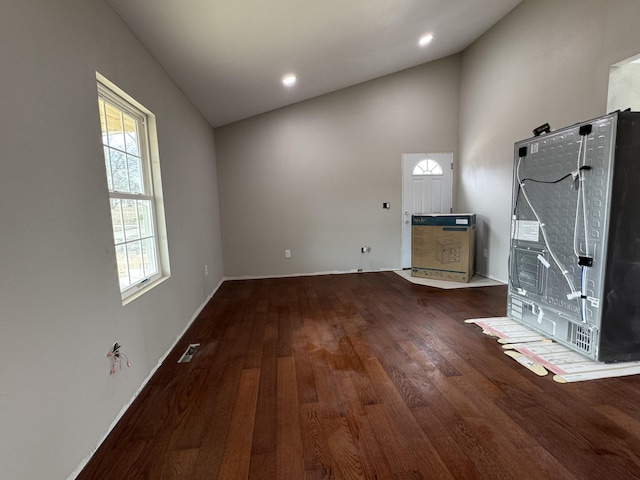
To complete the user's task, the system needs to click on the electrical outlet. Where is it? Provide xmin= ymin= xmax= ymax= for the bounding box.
xmin=204 ymin=265 xmax=208 ymax=276
xmin=285 ymin=249 xmax=291 ymax=258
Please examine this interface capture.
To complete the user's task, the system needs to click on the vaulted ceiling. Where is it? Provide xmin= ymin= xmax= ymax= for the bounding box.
xmin=106 ymin=0 xmax=523 ymax=127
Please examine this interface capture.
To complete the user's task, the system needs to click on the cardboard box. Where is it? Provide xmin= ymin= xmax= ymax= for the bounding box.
xmin=411 ymin=214 xmax=476 ymax=283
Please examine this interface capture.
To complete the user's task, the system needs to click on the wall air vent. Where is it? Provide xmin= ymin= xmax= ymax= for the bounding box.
xmin=568 ymin=323 xmax=592 ymax=354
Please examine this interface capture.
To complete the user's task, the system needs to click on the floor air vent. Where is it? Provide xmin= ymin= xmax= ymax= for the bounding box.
xmin=178 ymin=343 xmax=200 ymax=363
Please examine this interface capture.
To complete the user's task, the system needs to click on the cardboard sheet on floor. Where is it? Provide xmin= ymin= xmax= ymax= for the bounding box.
xmin=465 ymin=317 xmax=640 ymax=382
xmin=394 ymin=270 xmax=504 ymax=289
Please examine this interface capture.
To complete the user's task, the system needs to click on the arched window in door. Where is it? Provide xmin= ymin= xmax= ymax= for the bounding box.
xmin=413 ymin=158 xmax=443 ymax=176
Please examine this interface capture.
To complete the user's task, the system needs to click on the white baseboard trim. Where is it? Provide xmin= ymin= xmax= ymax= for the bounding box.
xmin=223 ymin=267 xmax=398 ymax=281
xmin=68 ymin=278 xmax=224 ymax=480
xmin=474 ymin=270 xmax=507 ymax=284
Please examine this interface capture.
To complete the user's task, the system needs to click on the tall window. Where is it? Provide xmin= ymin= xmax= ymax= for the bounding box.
xmin=97 ymin=75 xmax=168 ymax=302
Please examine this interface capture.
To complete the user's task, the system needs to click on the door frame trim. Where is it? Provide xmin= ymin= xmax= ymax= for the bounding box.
xmin=401 ymin=152 xmax=454 ymax=269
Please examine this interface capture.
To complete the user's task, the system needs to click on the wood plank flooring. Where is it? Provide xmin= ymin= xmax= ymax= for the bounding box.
xmin=77 ymin=272 xmax=640 ymax=479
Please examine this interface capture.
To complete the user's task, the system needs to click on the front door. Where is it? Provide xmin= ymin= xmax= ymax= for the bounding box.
xmin=401 ymin=152 xmax=453 ymax=268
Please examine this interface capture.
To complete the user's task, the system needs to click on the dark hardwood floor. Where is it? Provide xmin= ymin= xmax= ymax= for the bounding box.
xmin=77 ymin=272 xmax=640 ymax=479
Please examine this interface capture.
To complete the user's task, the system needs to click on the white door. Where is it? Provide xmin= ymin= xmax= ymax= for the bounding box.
xmin=401 ymin=152 xmax=453 ymax=268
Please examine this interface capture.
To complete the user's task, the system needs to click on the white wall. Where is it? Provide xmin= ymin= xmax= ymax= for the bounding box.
xmin=215 ymin=56 xmax=461 ymax=277
xmin=608 ymin=61 xmax=640 ymax=112
xmin=0 ymin=1 xmax=224 ymax=479
xmin=458 ymin=0 xmax=640 ymax=282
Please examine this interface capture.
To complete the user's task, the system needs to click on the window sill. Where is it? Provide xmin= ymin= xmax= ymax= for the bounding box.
xmin=122 ymin=275 xmax=170 ymax=306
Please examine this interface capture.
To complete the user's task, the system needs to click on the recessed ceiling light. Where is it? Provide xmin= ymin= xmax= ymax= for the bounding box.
xmin=418 ymin=34 xmax=433 ymax=47
xmin=282 ymin=74 xmax=297 ymax=87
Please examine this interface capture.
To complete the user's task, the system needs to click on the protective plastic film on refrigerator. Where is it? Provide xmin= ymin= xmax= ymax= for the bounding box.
xmin=507 ymin=111 xmax=640 ymax=362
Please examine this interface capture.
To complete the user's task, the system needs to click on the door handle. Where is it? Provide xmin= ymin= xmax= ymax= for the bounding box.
xmin=404 ymin=211 xmax=409 ymax=216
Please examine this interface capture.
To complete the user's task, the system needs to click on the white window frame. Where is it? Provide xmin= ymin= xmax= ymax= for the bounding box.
xmin=97 ymin=73 xmax=170 ymax=304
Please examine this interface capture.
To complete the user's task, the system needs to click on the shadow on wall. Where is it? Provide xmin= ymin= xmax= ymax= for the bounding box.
xmin=475 ymin=214 xmax=490 ymax=275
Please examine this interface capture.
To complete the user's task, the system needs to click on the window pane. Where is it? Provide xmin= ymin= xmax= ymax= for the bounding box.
xmin=115 ymin=244 xmax=130 ymax=289
xmin=122 ymin=199 xmax=141 ymax=241
xmin=103 ymin=146 xmax=113 ymax=190
xmin=105 ymin=102 xmax=125 ymax=151
xmin=138 ymin=200 xmax=154 ymax=238
xmin=123 ymin=115 xmax=139 ymax=156
xmin=127 ymin=241 xmax=144 ymax=284
xmin=110 ymin=199 xmax=125 ymax=244
xmin=428 ymin=159 xmax=443 ymax=175
xmin=110 ymin=149 xmax=128 ymax=192
xmin=127 ymin=154 xmax=143 ymax=194
xmin=142 ymin=237 xmax=158 ymax=277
